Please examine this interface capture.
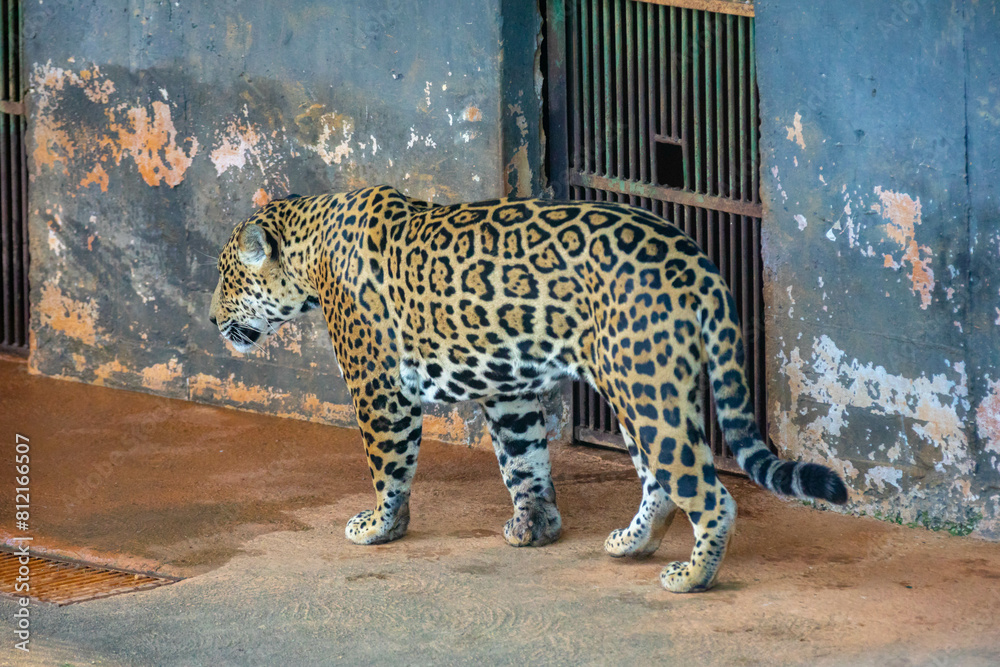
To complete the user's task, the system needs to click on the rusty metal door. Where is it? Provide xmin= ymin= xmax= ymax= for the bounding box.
xmin=0 ymin=0 xmax=28 ymax=356
xmin=545 ymin=0 xmax=766 ymax=472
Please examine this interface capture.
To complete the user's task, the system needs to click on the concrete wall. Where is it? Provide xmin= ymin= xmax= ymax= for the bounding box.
xmin=24 ymin=0 xmax=563 ymax=448
xmin=756 ymin=0 xmax=1000 ymax=538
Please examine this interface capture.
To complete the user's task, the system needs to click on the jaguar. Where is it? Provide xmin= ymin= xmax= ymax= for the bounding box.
xmin=209 ymin=185 xmax=848 ymax=592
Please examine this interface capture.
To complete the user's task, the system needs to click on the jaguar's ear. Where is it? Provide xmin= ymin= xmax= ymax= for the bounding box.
xmin=238 ymin=224 xmax=278 ymax=267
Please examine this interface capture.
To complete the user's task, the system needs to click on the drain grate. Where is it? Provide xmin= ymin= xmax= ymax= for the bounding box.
xmin=0 ymin=550 xmax=181 ymax=605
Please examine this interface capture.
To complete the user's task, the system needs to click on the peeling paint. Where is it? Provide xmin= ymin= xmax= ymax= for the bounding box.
xmin=785 ymin=111 xmax=806 ymax=149
xmin=296 ymin=105 xmax=355 ymax=166
xmin=140 ymin=359 xmax=184 ymax=391
xmin=93 ymin=358 xmax=130 ymax=385
xmin=977 ymin=379 xmax=1000 ymax=456
xmin=505 ymin=144 xmax=532 ymax=197
xmin=107 ymin=102 xmax=199 ymax=187
xmin=872 ymin=187 xmax=935 ymax=309
xmin=32 ymin=63 xmax=197 ymax=189
xmin=37 ymin=282 xmax=99 ymax=346
xmin=778 ymin=335 xmax=971 ymax=478
xmin=865 ymin=465 xmax=903 ymax=492
xmin=188 ymin=373 xmax=290 ymax=405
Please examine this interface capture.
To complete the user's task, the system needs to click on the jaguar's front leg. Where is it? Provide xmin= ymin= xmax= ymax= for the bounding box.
xmin=481 ymin=395 xmax=562 ymax=547
xmin=346 ymin=383 xmax=423 ymax=545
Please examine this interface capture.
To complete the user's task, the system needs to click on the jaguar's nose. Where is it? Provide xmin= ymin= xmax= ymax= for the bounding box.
xmin=209 ymin=314 xmax=218 ymax=326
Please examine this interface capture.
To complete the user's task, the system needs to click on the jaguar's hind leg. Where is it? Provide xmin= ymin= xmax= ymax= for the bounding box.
xmin=605 ymin=427 xmax=679 ymax=558
xmin=659 ymin=477 xmax=737 ymax=593
xmin=481 ymin=395 xmax=562 ymax=547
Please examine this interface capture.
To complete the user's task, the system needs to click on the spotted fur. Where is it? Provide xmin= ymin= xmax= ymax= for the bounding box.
xmin=210 ymin=185 xmax=847 ymax=592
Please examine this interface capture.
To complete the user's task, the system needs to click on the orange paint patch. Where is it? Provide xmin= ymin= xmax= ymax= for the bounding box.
xmin=188 ymin=373 xmax=289 ymax=405
xmin=108 ymin=102 xmax=199 ymax=188
xmin=140 ymin=359 xmax=184 ymax=392
xmin=31 ymin=63 xmax=197 ymax=190
xmin=463 ymin=106 xmax=482 ymax=122
xmin=93 ymin=359 xmax=130 ymax=385
xmin=872 ymin=187 xmax=934 ymax=309
xmin=301 ymin=394 xmax=356 ymax=425
xmin=80 ymin=164 xmax=109 ymax=192
xmin=252 ymin=188 xmax=272 ymax=207
xmin=37 ymin=283 xmax=99 ymax=346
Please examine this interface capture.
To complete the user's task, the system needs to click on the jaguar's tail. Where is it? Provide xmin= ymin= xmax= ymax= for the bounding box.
xmin=702 ymin=283 xmax=848 ymax=505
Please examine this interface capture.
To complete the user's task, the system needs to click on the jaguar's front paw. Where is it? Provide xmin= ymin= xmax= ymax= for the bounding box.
xmin=504 ymin=500 xmax=562 ymax=547
xmin=345 ymin=504 xmax=410 ymax=545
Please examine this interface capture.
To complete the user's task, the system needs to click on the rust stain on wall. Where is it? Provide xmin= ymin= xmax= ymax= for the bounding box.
xmin=37 ymin=282 xmax=99 ymax=346
xmin=872 ymin=187 xmax=935 ymax=309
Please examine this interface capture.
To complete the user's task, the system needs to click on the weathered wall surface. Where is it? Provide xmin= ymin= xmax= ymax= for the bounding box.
xmin=24 ymin=0 xmax=562 ymax=448
xmin=756 ymin=0 xmax=1000 ymax=537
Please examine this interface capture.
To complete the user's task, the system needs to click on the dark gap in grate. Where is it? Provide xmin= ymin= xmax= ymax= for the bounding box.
xmin=654 ymin=139 xmax=685 ymax=188
xmin=0 ymin=550 xmax=181 ymax=606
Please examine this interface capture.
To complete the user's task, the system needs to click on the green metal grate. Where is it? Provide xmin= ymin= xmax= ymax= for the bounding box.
xmin=546 ymin=0 xmax=765 ymax=472
xmin=1 ymin=0 xmax=28 ymax=355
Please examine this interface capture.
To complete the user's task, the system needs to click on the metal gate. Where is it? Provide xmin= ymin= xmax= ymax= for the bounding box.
xmin=545 ymin=0 xmax=766 ymax=471
xmin=1 ymin=0 xmax=28 ymax=356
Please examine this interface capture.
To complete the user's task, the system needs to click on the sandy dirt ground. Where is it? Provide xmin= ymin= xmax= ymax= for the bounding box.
xmin=1 ymin=358 xmax=999 ymax=666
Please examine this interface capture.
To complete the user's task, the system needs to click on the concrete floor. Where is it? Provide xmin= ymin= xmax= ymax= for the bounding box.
xmin=2 ymin=357 xmax=1000 ymax=666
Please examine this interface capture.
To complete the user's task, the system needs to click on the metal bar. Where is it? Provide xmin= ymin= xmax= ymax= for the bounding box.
xmin=727 ymin=14 xmax=735 ymax=198
xmin=749 ymin=17 xmax=759 ymax=204
xmin=569 ymin=171 xmax=762 ymax=216
xmin=614 ymin=0 xmax=624 ymax=180
xmin=546 ymin=0 xmax=571 ymax=197
xmin=583 ymin=0 xmax=593 ymax=173
xmin=680 ymin=8 xmax=690 ymax=189
xmin=670 ymin=6 xmax=679 ymax=140
xmin=737 ymin=17 xmax=746 ymax=201
xmin=644 ymin=3 xmax=655 ymax=184
xmin=637 ymin=0 xmax=754 ymax=18
xmin=704 ymin=11 xmax=714 ymax=197
xmin=594 ymin=0 xmax=604 ymax=173
xmin=627 ymin=0 xmax=638 ymax=184
xmin=1 ymin=0 xmax=11 ymax=348
xmin=660 ymin=5 xmax=669 ymax=139
xmin=692 ymin=9 xmax=701 ymax=194
xmin=569 ymin=0 xmax=582 ymax=173
xmin=715 ymin=11 xmax=723 ymax=198
xmin=603 ymin=0 xmax=613 ymax=176
xmin=11 ymin=113 xmax=23 ymax=346
xmin=575 ymin=426 xmax=628 ymax=451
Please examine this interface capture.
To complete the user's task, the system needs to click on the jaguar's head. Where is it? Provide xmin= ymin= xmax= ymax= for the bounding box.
xmin=209 ymin=208 xmax=319 ymax=354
